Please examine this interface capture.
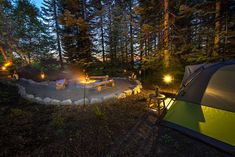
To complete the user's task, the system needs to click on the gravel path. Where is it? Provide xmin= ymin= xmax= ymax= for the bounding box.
xmin=18 ymin=79 xmax=136 ymax=101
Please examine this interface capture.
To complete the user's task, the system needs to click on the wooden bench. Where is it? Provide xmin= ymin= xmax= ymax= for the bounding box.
xmin=95 ymin=79 xmax=115 ymax=92
xmin=89 ymin=75 xmax=109 ymax=81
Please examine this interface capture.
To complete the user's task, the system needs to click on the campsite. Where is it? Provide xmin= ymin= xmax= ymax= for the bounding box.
xmin=0 ymin=0 xmax=235 ymax=156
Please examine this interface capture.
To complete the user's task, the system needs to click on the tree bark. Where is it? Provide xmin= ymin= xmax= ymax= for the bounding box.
xmin=163 ymin=0 xmax=170 ymax=68
xmin=129 ymin=0 xmax=134 ymax=68
xmin=100 ymin=15 xmax=105 ymax=62
xmin=212 ymin=0 xmax=221 ymax=57
xmin=53 ymin=0 xmax=63 ymax=69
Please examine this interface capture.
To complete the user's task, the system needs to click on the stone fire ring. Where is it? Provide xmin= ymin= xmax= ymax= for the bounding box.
xmin=16 ymin=78 xmax=142 ymax=105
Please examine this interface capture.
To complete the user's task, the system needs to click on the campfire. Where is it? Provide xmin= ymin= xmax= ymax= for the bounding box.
xmin=78 ymin=74 xmax=97 ymax=84
xmin=80 ymin=78 xmax=97 ymax=84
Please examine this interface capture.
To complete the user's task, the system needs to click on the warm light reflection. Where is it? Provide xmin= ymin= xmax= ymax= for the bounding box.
xmin=4 ymin=61 xmax=12 ymax=67
xmin=163 ymin=74 xmax=173 ymax=84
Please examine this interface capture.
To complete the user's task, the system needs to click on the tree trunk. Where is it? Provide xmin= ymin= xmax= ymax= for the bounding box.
xmin=139 ymin=32 xmax=143 ymax=61
xmin=0 ymin=47 xmax=8 ymax=61
xmin=163 ymin=0 xmax=170 ymax=68
xmin=147 ymin=32 xmax=150 ymax=54
xmin=212 ymin=0 xmax=221 ymax=57
xmin=108 ymin=4 xmax=113 ymax=65
xmin=53 ymin=0 xmax=63 ymax=69
xmin=100 ymin=15 xmax=105 ymax=62
xmin=129 ymin=0 xmax=134 ymax=68
xmin=125 ymin=33 xmax=128 ymax=65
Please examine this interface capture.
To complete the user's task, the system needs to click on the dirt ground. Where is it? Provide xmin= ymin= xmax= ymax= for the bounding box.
xmin=0 ymin=82 xmax=232 ymax=157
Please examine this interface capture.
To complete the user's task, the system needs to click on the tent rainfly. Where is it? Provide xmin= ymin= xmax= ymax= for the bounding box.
xmin=163 ymin=60 xmax=235 ymax=154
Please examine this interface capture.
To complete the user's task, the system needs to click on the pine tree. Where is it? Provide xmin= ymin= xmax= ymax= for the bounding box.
xmin=59 ymin=0 xmax=92 ymax=64
xmin=41 ymin=0 xmax=63 ymax=68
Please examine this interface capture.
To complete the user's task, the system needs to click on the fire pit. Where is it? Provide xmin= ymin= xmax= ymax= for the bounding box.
xmin=17 ymin=74 xmax=142 ymax=105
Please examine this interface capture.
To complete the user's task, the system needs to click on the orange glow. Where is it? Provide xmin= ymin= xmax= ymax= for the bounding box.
xmin=1 ymin=66 xmax=6 ymax=70
xmin=40 ymin=72 xmax=45 ymax=80
xmin=80 ymin=79 xmax=96 ymax=84
xmin=4 ymin=61 xmax=12 ymax=67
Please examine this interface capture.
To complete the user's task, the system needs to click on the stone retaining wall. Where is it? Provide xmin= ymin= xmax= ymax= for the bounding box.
xmin=17 ymin=78 xmax=142 ymax=105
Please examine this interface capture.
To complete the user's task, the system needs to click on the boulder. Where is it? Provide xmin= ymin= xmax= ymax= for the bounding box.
xmin=51 ymin=99 xmax=61 ymax=105
xmin=133 ymin=86 xmax=141 ymax=95
xmin=43 ymin=97 xmax=52 ymax=105
xmin=124 ymin=89 xmax=133 ymax=96
xmin=61 ymin=99 xmax=72 ymax=105
xmin=90 ymin=98 xmax=102 ymax=104
xmin=117 ymin=93 xmax=126 ymax=99
xmin=74 ymin=98 xmax=89 ymax=105
xmin=20 ymin=78 xmax=27 ymax=81
xmin=18 ymin=86 xmax=26 ymax=95
xmin=103 ymin=94 xmax=116 ymax=101
xmin=138 ymin=84 xmax=143 ymax=89
xmin=35 ymin=97 xmax=43 ymax=103
xmin=26 ymin=94 xmax=34 ymax=100
xmin=135 ymin=80 xmax=142 ymax=85
xmin=28 ymin=79 xmax=36 ymax=84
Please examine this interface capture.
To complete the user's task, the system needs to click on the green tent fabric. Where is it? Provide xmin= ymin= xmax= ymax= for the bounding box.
xmin=163 ymin=60 xmax=235 ymax=154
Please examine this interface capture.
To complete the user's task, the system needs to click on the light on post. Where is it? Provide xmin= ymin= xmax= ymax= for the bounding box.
xmin=1 ymin=66 xmax=6 ymax=71
xmin=163 ymin=74 xmax=173 ymax=84
xmin=40 ymin=72 xmax=45 ymax=80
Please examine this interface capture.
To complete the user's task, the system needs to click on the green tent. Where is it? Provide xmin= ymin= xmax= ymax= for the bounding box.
xmin=163 ymin=60 xmax=235 ymax=154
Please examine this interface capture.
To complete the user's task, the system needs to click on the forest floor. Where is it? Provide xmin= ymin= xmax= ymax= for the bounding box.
xmin=0 ymin=81 xmax=232 ymax=157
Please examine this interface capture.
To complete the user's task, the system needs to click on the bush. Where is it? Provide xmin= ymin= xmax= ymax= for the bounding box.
xmin=10 ymin=108 xmax=31 ymax=118
xmin=52 ymin=115 xmax=64 ymax=129
xmin=94 ymin=105 xmax=105 ymax=119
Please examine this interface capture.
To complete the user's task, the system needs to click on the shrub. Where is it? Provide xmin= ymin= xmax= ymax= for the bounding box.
xmin=160 ymin=134 xmax=174 ymax=144
xmin=10 ymin=108 xmax=31 ymax=118
xmin=52 ymin=115 xmax=64 ymax=129
xmin=94 ymin=105 xmax=105 ymax=119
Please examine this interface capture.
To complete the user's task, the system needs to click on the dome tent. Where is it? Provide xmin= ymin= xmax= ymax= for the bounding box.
xmin=163 ymin=60 xmax=235 ymax=154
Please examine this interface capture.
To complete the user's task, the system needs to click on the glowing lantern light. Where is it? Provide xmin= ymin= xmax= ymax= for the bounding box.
xmin=2 ymin=66 xmax=6 ymax=71
xmin=40 ymin=72 xmax=45 ymax=80
xmin=163 ymin=74 xmax=173 ymax=84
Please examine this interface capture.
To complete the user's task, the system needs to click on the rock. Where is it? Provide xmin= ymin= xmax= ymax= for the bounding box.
xmin=133 ymin=86 xmax=141 ymax=95
xmin=61 ymin=99 xmax=72 ymax=105
xmin=43 ymin=97 xmax=52 ymax=105
xmin=135 ymin=80 xmax=142 ymax=85
xmin=26 ymin=94 xmax=34 ymax=99
xmin=90 ymin=98 xmax=102 ymax=104
xmin=35 ymin=97 xmax=43 ymax=103
xmin=74 ymin=98 xmax=89 ymax=105
xmin=51 ymin=99 xmax=61 ymax=105
xmin=124 ymin=89 xmax=133 ymax=96
xmin=28 ymin=79 xmax=36 ymax=84
xmin=103 ymin=94 xmax=116 ymax=101
xmin=18 ymin=86 xmax=26 ymax=95
xmin=20 ymin=78 xmax=27 ymax=81
xmin=40 ymin=82 xmax=48 ymax=86
xmin=117 ymin=93 xmax=126 ymax=99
